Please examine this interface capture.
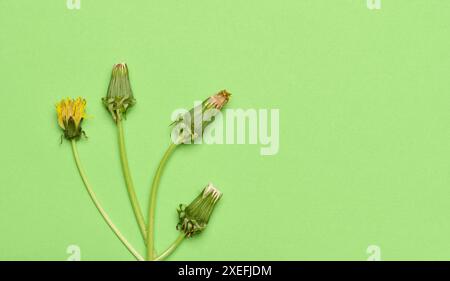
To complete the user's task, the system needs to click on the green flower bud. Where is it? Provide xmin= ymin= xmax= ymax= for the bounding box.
xmin=177 ymin=183 xmax=222 ymax=237
xmin=171 ymin=90 xmax=231 ymax=144
xmin=102 ymin=63 xmax=136 ymax=122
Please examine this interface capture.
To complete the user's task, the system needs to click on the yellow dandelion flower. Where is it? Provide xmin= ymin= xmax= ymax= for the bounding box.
xmin=56 ymin=97 xmax=87 ymax=141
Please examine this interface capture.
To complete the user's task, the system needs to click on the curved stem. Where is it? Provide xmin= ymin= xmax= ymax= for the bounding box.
xmin=146 ymin=142 xmax=178 ymax=260
xmin=71 ymin=140 xmax=144 ymax=261
xmin=117 ymin=118 xmax=147 ymax=242
xmin=154 ymin=233 xmax=185 ymax=261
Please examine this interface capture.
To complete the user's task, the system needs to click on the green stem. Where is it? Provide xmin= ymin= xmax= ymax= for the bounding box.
xmin=71 ymin=140 xmax=144 ymax=261
xmin=117 ymin=117 xmax=147 ymax=242
xmin=146 ymin=142 xmax=178 ymax=260
xmin=154 ymin=233 xmax=185 ymax=261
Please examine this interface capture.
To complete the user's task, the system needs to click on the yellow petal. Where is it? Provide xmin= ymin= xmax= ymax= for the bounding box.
xmin=56 ymin=100 xmax=66 ymax=129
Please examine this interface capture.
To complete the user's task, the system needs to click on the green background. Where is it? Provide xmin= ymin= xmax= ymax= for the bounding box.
xmin=0 ymin=0 xmax=449 ymax=261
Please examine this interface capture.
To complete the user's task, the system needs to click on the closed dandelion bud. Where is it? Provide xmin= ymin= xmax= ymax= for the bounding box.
xmin=177 ymin=183 xmax=222 ymax=237
xmin=172 ymin=90 xmax=231 ymax=144
xmin=56 ymin=97 xmax=87 ymax=141
xmin=102 ymin=63 xmax=136 ymax=122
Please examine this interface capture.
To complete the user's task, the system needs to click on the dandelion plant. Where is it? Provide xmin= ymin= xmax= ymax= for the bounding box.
xmin=146 ymin=90 xmax=231 ymax=260
xmin=154 ymin=183 xmax=222 ymax=261
xmin=56 ymin=63 xmax=231 ymax=261
xmin=102 ymin=63 xmax=147 ymax=242
xmin=56 ymin=98 xmax=143 ymax=261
